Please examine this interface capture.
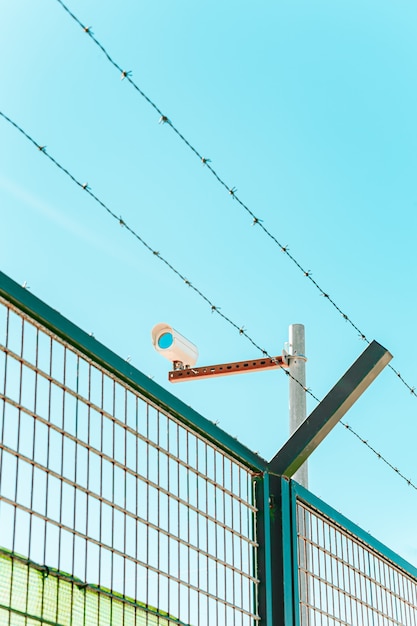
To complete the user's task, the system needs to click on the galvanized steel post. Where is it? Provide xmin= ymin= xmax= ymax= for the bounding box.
xmin=288 ymin=324 xmax=308 ymax=488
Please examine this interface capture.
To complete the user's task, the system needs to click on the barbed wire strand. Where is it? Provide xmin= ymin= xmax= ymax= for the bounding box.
xmin=1 ymin=110 xmax=416 ymax=492
xmin=0 ymin=110 xmax=302 ymax=390
xmin=341 ymin=421 xmax=417 ymax=491
xmin=53 ymin=0 xmax=417 ymax=402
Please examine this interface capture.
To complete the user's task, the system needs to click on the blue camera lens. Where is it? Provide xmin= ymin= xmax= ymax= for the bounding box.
xmin=158 ymin=332 xmax=173 ymax=349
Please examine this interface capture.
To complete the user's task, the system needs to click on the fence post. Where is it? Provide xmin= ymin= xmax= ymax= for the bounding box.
xmin=288 ymin=324 xmax=307 ymax=488
xmin=261 ymin=340 xmax=393 ymax=625
xmin=255 ymin=472 xmax=296 ymax=625
xmin=288 ymin=323 xmax=307 ymax=624
xmin=254 ymin=473 xmax=274 ymax=625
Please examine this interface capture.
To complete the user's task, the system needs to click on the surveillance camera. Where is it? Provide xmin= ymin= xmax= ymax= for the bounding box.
xmin=151 ymin=323 xmax=198 ymax=368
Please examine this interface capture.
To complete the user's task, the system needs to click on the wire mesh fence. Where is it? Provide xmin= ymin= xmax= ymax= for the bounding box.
xmin=5 ymin=272 xmax=417 ymax=626
xmin=296 ymin=498 xmax=417 ymax=626
xmin=0 ymin=293 xmax=259 ymax=625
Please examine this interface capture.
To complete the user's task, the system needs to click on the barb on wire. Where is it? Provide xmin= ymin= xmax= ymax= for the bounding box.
xmin=53 ymin=0 xmax=417 ymax=402
xmin=2 ymin=110 xmax=414 ymax=494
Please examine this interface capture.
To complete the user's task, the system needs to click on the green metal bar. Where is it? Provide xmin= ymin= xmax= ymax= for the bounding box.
xmin=292 ymin=482 xmax=417 ymax=580
xmin=280 ymin=477 xmax=294 ymax=626
xmin=0 ymin=271 xmax=267 ymax=472
xmin=253 ymin=472 xmax=274 ymax=625
xmin=269 ymin=340 xmax=392 ymax=477
xmin=267 ymin=474 xmax=295 ymax=625
xmin=289 ymin=482 xmax=301 ymax=626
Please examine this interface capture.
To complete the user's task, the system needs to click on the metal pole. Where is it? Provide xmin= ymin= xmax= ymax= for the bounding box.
xmin=289 ymin=323 xmax=308 ymax=625
xmin=288 ymin=323 xmax=308 ymax=488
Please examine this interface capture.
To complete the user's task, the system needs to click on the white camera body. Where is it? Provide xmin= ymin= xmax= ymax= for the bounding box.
xmin=151 ymin=323 xmax=199 ymax=368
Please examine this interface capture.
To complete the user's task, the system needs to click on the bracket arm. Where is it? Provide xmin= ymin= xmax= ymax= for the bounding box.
xmin=269 ymin=340 xmax=392 ymax=478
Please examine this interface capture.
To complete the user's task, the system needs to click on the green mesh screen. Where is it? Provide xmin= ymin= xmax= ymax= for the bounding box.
xmin=0 ymin=549 xmax=182 ymax=626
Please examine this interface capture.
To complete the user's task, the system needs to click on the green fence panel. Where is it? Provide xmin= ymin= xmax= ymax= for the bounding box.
xmin=293 ymin=483 xmax=417 ymax=626
xmin=0 ymin=273 xmax=262 ymax=626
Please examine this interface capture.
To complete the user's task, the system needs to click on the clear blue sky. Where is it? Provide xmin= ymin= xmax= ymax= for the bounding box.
xmin=1 ymin=0 xmax=417 ymax=565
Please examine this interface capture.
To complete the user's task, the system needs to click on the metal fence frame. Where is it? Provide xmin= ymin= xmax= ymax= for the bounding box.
xmin=2 ymin=270 xmax=417 ymax=625
xmin=291 ymin=482 xmax=417 ymax=626
xmin=0 ymin=272 xmax=266 ymax=474
xmin=0 ymin=271 xmax=270 ymax=625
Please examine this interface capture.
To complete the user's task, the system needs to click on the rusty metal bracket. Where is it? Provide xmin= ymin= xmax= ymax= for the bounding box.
xmin=169 ymin=355 xmax=288 ymax=383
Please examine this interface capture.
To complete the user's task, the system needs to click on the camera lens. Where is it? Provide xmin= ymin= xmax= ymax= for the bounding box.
xmin=158 ymin=332 xmax=174 ymax=349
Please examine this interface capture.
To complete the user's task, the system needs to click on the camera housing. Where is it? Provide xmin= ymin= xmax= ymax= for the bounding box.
xmin=151 ymin=323 xmax=199 ymax=368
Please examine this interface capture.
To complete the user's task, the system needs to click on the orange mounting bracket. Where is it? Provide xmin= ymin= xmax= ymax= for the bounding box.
xmin=169 ymin=355 xmax=288 ymax=383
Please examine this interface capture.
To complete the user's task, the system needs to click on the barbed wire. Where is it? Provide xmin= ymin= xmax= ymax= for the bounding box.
xmin=53 ymin=0 xmax=417 ymax=403
xmin=1 ymin=110 xmax=416 ymax=494
xmin=0 ymin=111 xmax=304 ymax=393
xmin=341 ymin=421 xmax=417 ymax=491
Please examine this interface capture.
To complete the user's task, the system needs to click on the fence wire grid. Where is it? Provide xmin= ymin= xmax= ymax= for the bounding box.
xmin=296 ymin=499 xmax=417 ymax=626
xmin=4 ymin=274 xmax=417 ymax=626
xmin=0 ymin=294 xmax=259 ymax=626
